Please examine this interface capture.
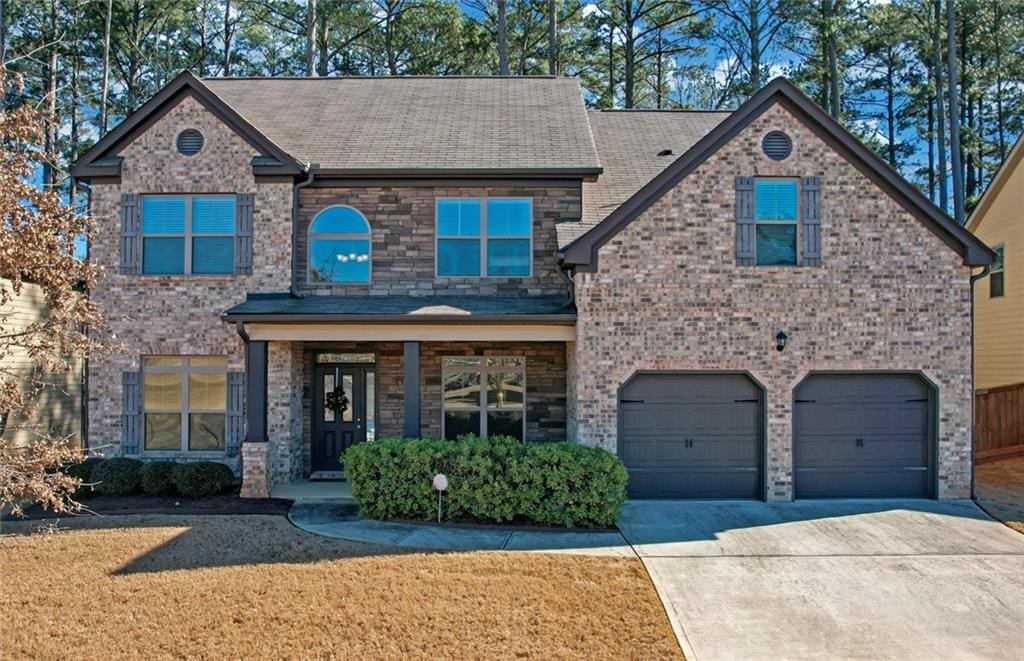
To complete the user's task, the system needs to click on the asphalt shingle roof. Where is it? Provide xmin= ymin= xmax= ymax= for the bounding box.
xmin=203 ymin=76 xmax=601 ymax=173
xmin=557 ymin=109 xmax=731 ymax=247
xmin=223 ymin=294 xmax=576 ymax=320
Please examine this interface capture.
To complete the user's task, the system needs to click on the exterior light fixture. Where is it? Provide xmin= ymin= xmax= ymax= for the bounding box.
xmin=775 ymin=329 xmax=789 ymax=352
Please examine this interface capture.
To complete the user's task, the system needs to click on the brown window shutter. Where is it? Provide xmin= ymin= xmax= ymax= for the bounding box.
xmin=801 ymin=176 xmax=822 ymax=267
xmin=121 ymin=371 xmax=141 ymax=455
xmin=234 ymin=193 xmax=254 ymax=276
xmin=735 ymin=176 xmax=756 ymax=266
xmin=119 ymin=193 xmax=141 ymax=275
xmin=226 ymin=371 xmax=245 ymax=457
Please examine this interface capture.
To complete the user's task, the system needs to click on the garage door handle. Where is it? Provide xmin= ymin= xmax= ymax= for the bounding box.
xmin=734 ymin=398 xmax=759 ymax=403
xmin=855 ymin=438 xmax=865 ymax=447
xmin=620 ymin=399 xmax=645 ymax=404
xmin=795 ymin=399 xmax=816 ymax=403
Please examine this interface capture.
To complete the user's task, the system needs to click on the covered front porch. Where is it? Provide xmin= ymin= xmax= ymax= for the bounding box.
xmin=223 ymin=295 xmax=576 ymax=498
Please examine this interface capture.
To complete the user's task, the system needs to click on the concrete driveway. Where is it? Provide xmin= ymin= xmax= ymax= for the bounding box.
xmin=618 ymin=500 xmax=1024 ymax=661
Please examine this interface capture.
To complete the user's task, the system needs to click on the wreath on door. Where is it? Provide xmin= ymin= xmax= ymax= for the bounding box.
xmin=325 ymin=387 xmax=349 ymax=416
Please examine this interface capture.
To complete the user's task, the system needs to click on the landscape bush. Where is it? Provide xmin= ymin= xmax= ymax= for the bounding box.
xmin=344 ymin=437 xmax=628 ymax=528
xmin=64 ymin=457 xmax=104 ymax=497
xmin=90 ymin=458 xmax=143 ymax=496
xmin=171 ymin=461 xmax=235 ymax=498
xmin=139 ymin=461 xmax=179 ymax=496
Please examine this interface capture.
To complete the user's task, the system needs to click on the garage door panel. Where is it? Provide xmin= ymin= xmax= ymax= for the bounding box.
xmin=794 ymin=374 xmax=931 ymax=499
xmin=619 ymin=374 xmax=763 ymax=500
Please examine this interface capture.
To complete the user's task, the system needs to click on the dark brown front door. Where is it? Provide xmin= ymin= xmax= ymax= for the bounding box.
xmin=312 ymin=364 xmax=373 ymax=473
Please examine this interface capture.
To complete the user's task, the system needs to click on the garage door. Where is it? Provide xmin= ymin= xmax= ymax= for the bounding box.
xmin=794 ymin=374 xmax=932 ymax=499
xmin=618 ymin=373 xmax=762 ymax=499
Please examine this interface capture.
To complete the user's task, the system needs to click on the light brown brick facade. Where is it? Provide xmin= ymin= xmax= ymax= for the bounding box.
xmin=570 ymin=104 xmax=974 ymax=500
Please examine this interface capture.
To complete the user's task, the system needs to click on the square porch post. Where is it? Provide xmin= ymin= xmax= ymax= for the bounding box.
xmin=403 ymin=341 xmax=421 ymax=438
xmin=240 ymin=339 xmax=270 ymax=498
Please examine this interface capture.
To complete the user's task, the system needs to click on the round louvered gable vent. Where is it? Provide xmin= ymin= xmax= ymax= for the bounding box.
xmin=762 ymin=131 xmax=792 ymax=161
xmin=176 ymin=129 xmax=204 ymax=156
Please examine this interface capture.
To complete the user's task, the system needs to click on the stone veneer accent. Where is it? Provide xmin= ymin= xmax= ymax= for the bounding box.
xmin=571 ymin=103 xmax=974 ymax=501
xmin=240 ymin=442 xmax=270 ymax=498
xmin=296 ymin=184 xmax=580 ymax=297
xmin=87 ymin=95 xmax=293 ymax=471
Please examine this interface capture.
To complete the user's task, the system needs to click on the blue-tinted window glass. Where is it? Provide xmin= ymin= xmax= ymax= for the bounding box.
xmin=754 ymin=180 xmax=798 ymax=221
xmin=142 ymin=197 xmax=186 ymax=234
xmin=486 ymin=200 xmax=531 ymax=236
xmin=437 ymin=239 xmax=481 ymax=276
xmin=310 ymin=207 xmax=370 ymax=234
xmin=143 ymin=237 xmax=185 ymax=274
xmin=486 ymin=239 xmax=530 ymax=276
xmin=756 ymin=225 xmax=797 ymax=266
xmin=192 ymin=197 xmax=235 ymax=234
xmin=192 ymin=237 xmax=234 ymax=274
xmin=437 ymin=200 xmax=481 ymax=237
xmin=309 ymin=239 xmax=371 ymax=283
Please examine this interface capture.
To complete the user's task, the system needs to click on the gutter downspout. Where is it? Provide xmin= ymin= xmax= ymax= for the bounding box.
xmin=291 ymin=164 xmax=319 ymax=298
xmin=969 ymin=265 xmax=990 ymax=500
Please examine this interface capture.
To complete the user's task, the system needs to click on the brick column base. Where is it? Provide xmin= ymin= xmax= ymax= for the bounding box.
xmin=240 ymin=442 xmax=271 ymax=499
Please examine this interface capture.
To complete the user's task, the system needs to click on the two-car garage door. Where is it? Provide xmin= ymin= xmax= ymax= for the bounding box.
xmin=618 ymin=372 xmax=932 ymax=500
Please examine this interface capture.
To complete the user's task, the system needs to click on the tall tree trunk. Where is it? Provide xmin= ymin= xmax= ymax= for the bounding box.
xmin=926 ymin=74 xmax=936 ymax=201
xmin=100 ymin=0 xmax=112 ymax=133
xmin=70 ymin=42 xmax=80 ymax=207
xmin=748 ymin=0 xmax=760 ymax=93
xmin=946 ymin=0 xmax=965 ymax=223
xmin=317 ymin=9 xmax=328 ymax=76
xmin=607 ymin=24 xmax=614 ymax=106
xmin=43 ymin=0 xmax=58 ymax=190
xmin=497 ymin=0 xmax=509 ymax=75
xmin=305 ymin=0 xmax=316 ymax=76
xmin=824 ymin=0 xmax=840 ymax=118
xmin=993 ymin=0 xmax=1005 ymax=161
xmin=655 ymin=28 xmax=664 ymax=109
xmin=223 ymin=0 xmax=232 ymax=76
xmin=0 ymin=0 xmax=7 ymax=66
xmin=548 ymin=0 xmax=557 ymax=75
xmin=886 ymin=48 xmax=896 ymax=167
xmin=933 ymin=0 xmax=948 ymax=212
xmin=623 ymin=17 xmax=635 ymax=108
xmin=385 ymin=3 xmax=397 ymax=75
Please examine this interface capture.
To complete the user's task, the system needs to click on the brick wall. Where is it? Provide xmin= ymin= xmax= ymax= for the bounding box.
xmin=296 ymin=184 xmax=579 ymax=297
xmin=571 ymin=103 xmax=974 ymax=500
xmin=87 ymin=95 xmax=293 ymax=465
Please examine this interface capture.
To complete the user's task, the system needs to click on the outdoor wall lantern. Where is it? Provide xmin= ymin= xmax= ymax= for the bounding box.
xmin=775 ymin=329 xmax=789 ymax=352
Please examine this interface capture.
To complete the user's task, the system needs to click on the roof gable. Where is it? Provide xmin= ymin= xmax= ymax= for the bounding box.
xmin=70 ymin=71 xmax=305 ymax=180
xmin=968 ymin=131 xmax=1024 ymax=232
xmin=560 ymin=78 xmax=994 ymax=269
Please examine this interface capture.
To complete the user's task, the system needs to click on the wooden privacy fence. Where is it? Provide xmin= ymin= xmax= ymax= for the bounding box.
xmin=976 ymin=382 xmax=1024 ymax=461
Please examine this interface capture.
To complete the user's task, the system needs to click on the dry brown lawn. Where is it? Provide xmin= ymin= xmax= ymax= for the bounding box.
xmin=0 ymin=514 xmax=681 ymax=660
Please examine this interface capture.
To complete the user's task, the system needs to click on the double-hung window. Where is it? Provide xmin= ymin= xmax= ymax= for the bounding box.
xmin=436 ymin=198 xmax=532 ymax=277
xmin=143 ymin=356 xmax=227 ymax=452
xmin=754 ymin=179 xmax=799 ymax=266
xmin=442 ymin=357 xmax=525 ymax=441
xmin=990 ymin=244 xmax=1005 ymax=298
xmin=142 ymin=195 xmax=235 ymax=274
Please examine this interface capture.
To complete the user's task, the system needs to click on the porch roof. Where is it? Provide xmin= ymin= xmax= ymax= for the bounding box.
xmin=222 ymin=293 xmax=577 ymax=324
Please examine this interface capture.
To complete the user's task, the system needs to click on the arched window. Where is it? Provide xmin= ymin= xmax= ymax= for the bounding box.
xmin=308 ymin=206 xmax=371 ymax=283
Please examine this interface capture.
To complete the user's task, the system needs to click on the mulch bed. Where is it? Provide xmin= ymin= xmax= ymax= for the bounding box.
xmin=3 ymin=490 xmax=293 ymax=521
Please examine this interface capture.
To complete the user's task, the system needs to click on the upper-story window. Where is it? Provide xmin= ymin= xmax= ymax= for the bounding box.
xmin=990 ymin=244 xmax=1005 ymax=298
xmin=436 ymin=198 xmax=532 ymax=277
xmin=308 ymin=206 xmax=371 ymax=284
xmin=754 ymin=179 xmax=799 ymax=266
xmin=142 ymin=195 xmax=235 ymax=275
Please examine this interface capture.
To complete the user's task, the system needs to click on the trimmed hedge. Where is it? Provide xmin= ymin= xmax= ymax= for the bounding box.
xmin=171 ymin=461 xmax=235 ymax=498
xmin=139 ymin=461 xmax=179 ymax=496
xmin=65 ymin=457 xmax=104 ymax=497
xmin=90 ymin=458 xmax=143 ymax=496
xmin=343 ymin=437 xmax=628 ymax=528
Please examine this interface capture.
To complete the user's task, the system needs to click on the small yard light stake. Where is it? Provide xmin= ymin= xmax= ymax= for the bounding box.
xmin=433 ymin=473 xmax=448 ymax=523
xmin=775 ymin=329 xmax=789 ymax=352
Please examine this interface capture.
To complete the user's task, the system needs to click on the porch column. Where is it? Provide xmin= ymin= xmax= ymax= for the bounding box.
xmin=403 ymin=341 xmax=421 ymax=438
xmin=240 ymin=340 xmax=269 ymax=499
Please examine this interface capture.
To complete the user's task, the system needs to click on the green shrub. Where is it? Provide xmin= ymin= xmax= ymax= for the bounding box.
xmin=64 ymin=457 xmax=104 ymax=498
xmin=139 ymin=461 xmax=178 ymax=496
xmin=90 ymin=458 xmax=143 ymax=496
xmin=171 ymin=462 xmax=235 ymax=498
xmin=343 ymin=437 xmax=628 ymax=528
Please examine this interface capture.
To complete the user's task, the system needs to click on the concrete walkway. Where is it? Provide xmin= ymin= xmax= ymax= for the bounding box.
xmin=619 ymin=499 xmax=1024 ymax=661
xmin=287 ymin=502 xmax=634 ymax=556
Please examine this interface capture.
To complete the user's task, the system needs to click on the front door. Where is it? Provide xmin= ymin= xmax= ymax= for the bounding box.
xmin=312 ymin=364 xmax=374 ymax=474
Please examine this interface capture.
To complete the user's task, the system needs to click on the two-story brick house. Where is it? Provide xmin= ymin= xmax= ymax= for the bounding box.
xmin=72 ymin=72 xmax=992 ymax=502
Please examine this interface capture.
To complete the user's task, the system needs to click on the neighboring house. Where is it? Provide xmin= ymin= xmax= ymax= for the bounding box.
xmin=968 ymin=133 xmax=1024 ymax=460
xmin=0 ymin=279 xmax=85 ymax=447
xmin=71 ymin=72 xmax=992 ymax=501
